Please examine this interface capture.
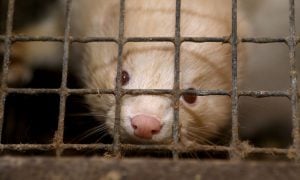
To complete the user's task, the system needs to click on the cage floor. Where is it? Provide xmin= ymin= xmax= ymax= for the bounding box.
xmin=0 ymin=156 xmax=300 ymax=180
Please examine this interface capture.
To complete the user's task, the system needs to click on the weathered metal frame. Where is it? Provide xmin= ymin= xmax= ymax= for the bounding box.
xmin=0 ymin=0 xmax=299 ymax=160
xmin=2 ymin=157 xmax=300 ymax=180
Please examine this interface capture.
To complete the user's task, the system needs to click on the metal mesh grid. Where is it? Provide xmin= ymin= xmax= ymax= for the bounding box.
xmin=0 ymin=0 xmax=299 ymax=160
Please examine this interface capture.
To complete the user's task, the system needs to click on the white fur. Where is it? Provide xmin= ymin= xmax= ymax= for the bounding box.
xmin=77 ymin=0 xmax=248 ymax=145
xmin=6 ymin=0 xmax=249 ymax=145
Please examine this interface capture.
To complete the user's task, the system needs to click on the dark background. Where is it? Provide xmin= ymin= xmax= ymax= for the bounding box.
xmin=0 ymin=0 xmax=112 ymax=146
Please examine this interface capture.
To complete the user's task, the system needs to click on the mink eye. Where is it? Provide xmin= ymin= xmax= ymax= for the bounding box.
xmin=121 ymin=70 xmax=130 ymax=86
xmin=182 ymin=88 xmax=197 ymax=104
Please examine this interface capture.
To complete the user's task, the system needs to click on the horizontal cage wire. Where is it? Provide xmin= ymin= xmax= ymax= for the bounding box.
xmin=0 ymin=0 xmax=298 ymax=160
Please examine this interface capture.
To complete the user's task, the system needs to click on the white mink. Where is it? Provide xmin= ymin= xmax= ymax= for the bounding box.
xmin=6 ymin=0 xmax=249 ymax=146
xmin=71 ymin=0 xmax=248 ymax=145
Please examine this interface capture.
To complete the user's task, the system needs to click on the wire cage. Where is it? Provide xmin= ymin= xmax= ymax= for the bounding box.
xmin=0 ymin=0 xmax=300 ymax=179
xmin=0 ymin=0 xmax=300 ymax=178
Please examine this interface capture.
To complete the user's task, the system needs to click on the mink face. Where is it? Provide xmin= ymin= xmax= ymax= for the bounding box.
xmin=84 ymin=42 xmax=233 ymax=145
xmin=73 ymin=0 xmax=247 ymax=145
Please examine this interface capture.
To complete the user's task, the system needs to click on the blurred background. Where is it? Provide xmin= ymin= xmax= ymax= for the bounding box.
xmin=0 ymin=0 xmax=112 ymax=146
xmin=239 ymin=0 xmax=300 ymax=149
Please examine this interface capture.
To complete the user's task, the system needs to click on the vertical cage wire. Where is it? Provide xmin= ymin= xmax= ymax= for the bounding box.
xmin=172 ymin=0 xmax=181 ymax=159
xmin=288 ymin=0 xmax=299 ymax=161
xmin=0 ymin=0 xmax=15 ymax=143
xmin=230 ymin=0 xmax=241 ymax=160
xmin=54 ymin=0 xmax=72 ymax=156
xmin=113 ymin=0 xmax=126 ymax=156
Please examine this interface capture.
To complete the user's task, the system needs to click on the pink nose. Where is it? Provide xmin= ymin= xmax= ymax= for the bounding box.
xmin=131 ymin=115 xmax=162 ymax=139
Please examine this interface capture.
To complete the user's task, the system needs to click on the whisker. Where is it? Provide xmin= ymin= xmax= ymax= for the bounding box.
xmin=70 ymin=123 xmax=108 ymax=143
xmin=95 ymin=132 xmax=111 ymax=143
xmin=67 ymin=113 xmax=103 ymax=117
xmin=186 ymin=131 xmax=216 ymax=145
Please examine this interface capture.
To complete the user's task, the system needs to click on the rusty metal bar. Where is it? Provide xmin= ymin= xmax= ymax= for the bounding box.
xmin=1 ymin=35 xmax=299 ymax=44
xmin=3 ymin=88 xmax=292 ymax=98
xmin=241 ymin=37 xmax=287 ymax=43
xmin=238 ymin=90 xmax=290 ymax=98
xmin=171 ymin=0 xmax=181 ymax=159
xmin=0 ymin=0 xmax=15 ymax=143
xmin=53 ymin=0 xmax=72 ymax=156
xmin=288 ymin=0 xmax=299 ymax=161
xmin=229 ymin=0 xmax=241 ymax=160
xmin=0 ymin=143 xmax=295 ymax=156
xmin=8 ymin=35 xmax=64 ymax=42
xmin=112 ymin=0 xmax=126 ymax=156
xmin=0 ymin=144 xmax=111 ymax=152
